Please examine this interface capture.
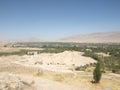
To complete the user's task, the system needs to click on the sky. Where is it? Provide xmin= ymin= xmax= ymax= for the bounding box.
xmin=0 ymin=0 xmax=120 ymax=40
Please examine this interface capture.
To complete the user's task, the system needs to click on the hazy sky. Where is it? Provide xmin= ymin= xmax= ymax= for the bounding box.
xmin=0 ymin=0 xmax=120 ymax=40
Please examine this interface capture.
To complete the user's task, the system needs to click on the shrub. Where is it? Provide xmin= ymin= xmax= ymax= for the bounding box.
xmin=75 ymin=66 xmax=85 ymax=71
xmin=93 ymin=62 xmax=102 ymax=83
xmin=75 ymin=66 xmax=81 ymax=71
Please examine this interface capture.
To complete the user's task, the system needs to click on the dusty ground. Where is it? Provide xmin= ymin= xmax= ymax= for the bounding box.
xmin=0 ymin=51 xmax=97 ymax=72
xmin=12 ymin=51 xmax=97 ymax=72
xmin=95 ymin=52 xmax=110 ymax=57
xmin=0 ymin=47 xmax=43 ymax=53
xmin=0 ymin=71 xmax=120 ymax=90
xmin=0 ymin=72 xmax=80 ymax=90
xmin=0 ymin=50 xmax=120 ymax=90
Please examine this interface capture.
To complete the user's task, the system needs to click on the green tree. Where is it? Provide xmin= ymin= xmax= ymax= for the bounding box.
xmin=93 ymin=62 xmax=102 ymax=83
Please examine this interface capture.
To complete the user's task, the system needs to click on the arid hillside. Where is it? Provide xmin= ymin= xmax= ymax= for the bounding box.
xmin=58 ymin=31 xmax=120 ymax=43
xmin=0 ymin=42 xmax=6 ymax=47
xmin=0 ymin=47 xmax=120 ymax=90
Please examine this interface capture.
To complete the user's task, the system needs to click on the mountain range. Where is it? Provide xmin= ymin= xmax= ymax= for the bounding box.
xmin=57 ymin=31 xmax=120 ymax=43
xmin=1 ymin=31 xmax=120 ymax=43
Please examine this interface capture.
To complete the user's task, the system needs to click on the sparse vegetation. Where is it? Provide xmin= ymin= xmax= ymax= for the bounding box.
xmin=0 ymin=49 xmax=27 ymax=56
xmin=0 ymin=42 xmax=120 ymax=90
xmin=75 ymin=66 xmax=86 ymax=71
xmin=83 ymin=51 xmax=100 ymax=61
xmin=1 ymin=43 xmax=120 ymax=74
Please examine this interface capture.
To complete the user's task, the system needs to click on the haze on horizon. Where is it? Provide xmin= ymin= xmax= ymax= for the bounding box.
xmin=0 ymin=0 xmax=120 ymax=41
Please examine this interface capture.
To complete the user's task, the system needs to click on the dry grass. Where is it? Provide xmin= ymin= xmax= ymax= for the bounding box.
xmin=0 ymin=47 xmax=21 ymax=53
xmin=0 ymin=63 xmax=120 ymax=90
xmin=53 ymin=74 xmax=65 ymax=82
xmin=0 ymin=47 xmax=43 ymax=53
xmin=0 ymin=63 xmax=43 ymax=76
xmin=85 ymin=66 xmax=95 ymax=72
xmin=40 ymin=71 xmax=120 ymax=90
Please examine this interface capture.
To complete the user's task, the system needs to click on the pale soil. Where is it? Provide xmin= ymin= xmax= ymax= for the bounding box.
xmin=0 ymin=42 xmax=6 ymax=47
xmin=0 ymin=51 xmax=97 ymax=72
xmin=0 ymin=51 xmax=120 ymax=90
xmin=0 ymin=47 xmax=43 ymax=53
xmin=0 ymin=61 xmax=120 ymax=90
xmin=17 ymin=51 xmax=97 ymax=66
xmin=0 ymin=71 xmax=120 ymax=90
xmin=95 ymin=52 xmax=110 ymax=57
xmin=0 ymin=72 xmax=80 ymax=90
xmin=0 ymin=47 xmax=21 ymax=52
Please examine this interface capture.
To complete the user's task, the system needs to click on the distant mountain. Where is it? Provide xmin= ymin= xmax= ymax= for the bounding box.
xmin=2 ymin=37 xmax=46 ymax=42
xmin=57 ymin=31 xmax=120 ymax=43
xmin=1 ymin=31 xmax=120 ymax=43
xmin=0 ymin=41 xmax=7 ymax=47
xmin=26 ymin=37 xmax=46 ymax=42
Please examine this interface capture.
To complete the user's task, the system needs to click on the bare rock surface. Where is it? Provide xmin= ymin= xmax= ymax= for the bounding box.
xmin=0 ymin=73 xmax=83 ymax=90
xmin=0 ymin=73 xmax=35 ymax=90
